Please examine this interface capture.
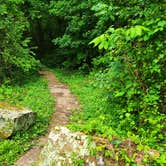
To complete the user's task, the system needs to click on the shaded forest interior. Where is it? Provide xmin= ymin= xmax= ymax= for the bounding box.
xmin=0 ymin=0 xmax=166 ymax=165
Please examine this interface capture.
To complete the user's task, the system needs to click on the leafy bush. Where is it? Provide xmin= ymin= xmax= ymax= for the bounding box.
xmin=90 ymin=0 xmax=166 ymax=150
xmin=0 ymin=0 xmax=39 ymax=82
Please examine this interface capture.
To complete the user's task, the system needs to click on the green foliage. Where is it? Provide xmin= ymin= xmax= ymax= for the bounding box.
xmin=89 ymin=0 xmax=166 ymax=164
xmin=0 ymin=0 xmax=39 ymax=81
xmin=49 ymin=0 xmax=101 ymax=69
xmin=53 ymin=68 xmax=166 ymax=165
xmin=0 ymin=0 xmax=165 ymax=165
xmin=0 ymin=74 xmax=54 ymax=166
xmin=71 ymin=152 xmax=85 ymax=166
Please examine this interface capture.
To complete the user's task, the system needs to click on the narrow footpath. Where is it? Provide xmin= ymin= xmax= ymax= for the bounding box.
xmin=13 ymin=70 xmax=79 ymax=166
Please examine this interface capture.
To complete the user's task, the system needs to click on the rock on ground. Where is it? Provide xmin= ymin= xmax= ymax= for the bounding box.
xmin=0 ymin=106 xmax=36 ymax=139
xmin=38 ymin=126 xmax=99 ymax=166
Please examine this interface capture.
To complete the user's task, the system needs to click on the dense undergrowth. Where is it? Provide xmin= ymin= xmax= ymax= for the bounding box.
xmin=0 ymin=74 xmax=54 ymax=166
xmin=53 ymin=69 xmax=166 ymax=165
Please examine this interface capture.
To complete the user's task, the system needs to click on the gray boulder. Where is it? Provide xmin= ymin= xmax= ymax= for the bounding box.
xmin=38 ymin=126 xmax=97 ymax=166
xmin=0 ymin=103 xmax=36 ymax=139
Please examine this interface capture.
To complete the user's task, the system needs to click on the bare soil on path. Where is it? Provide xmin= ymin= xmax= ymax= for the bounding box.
xmin=13 ymin=70 xmax=79 ymax=166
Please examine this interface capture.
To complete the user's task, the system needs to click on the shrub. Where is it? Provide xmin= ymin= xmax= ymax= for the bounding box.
xmin=90 ymin=1 xmax=166 ymax=145
xmin=0 ymin=0 xmax=39 ymax=82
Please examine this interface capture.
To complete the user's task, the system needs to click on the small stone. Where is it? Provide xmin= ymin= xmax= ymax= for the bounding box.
xmin=97 ymin=156 xmax=105 ymax=166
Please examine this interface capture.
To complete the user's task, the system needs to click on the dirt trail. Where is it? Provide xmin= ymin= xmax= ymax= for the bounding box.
xmin=13 ymin=70 xmax=79 ymax=166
